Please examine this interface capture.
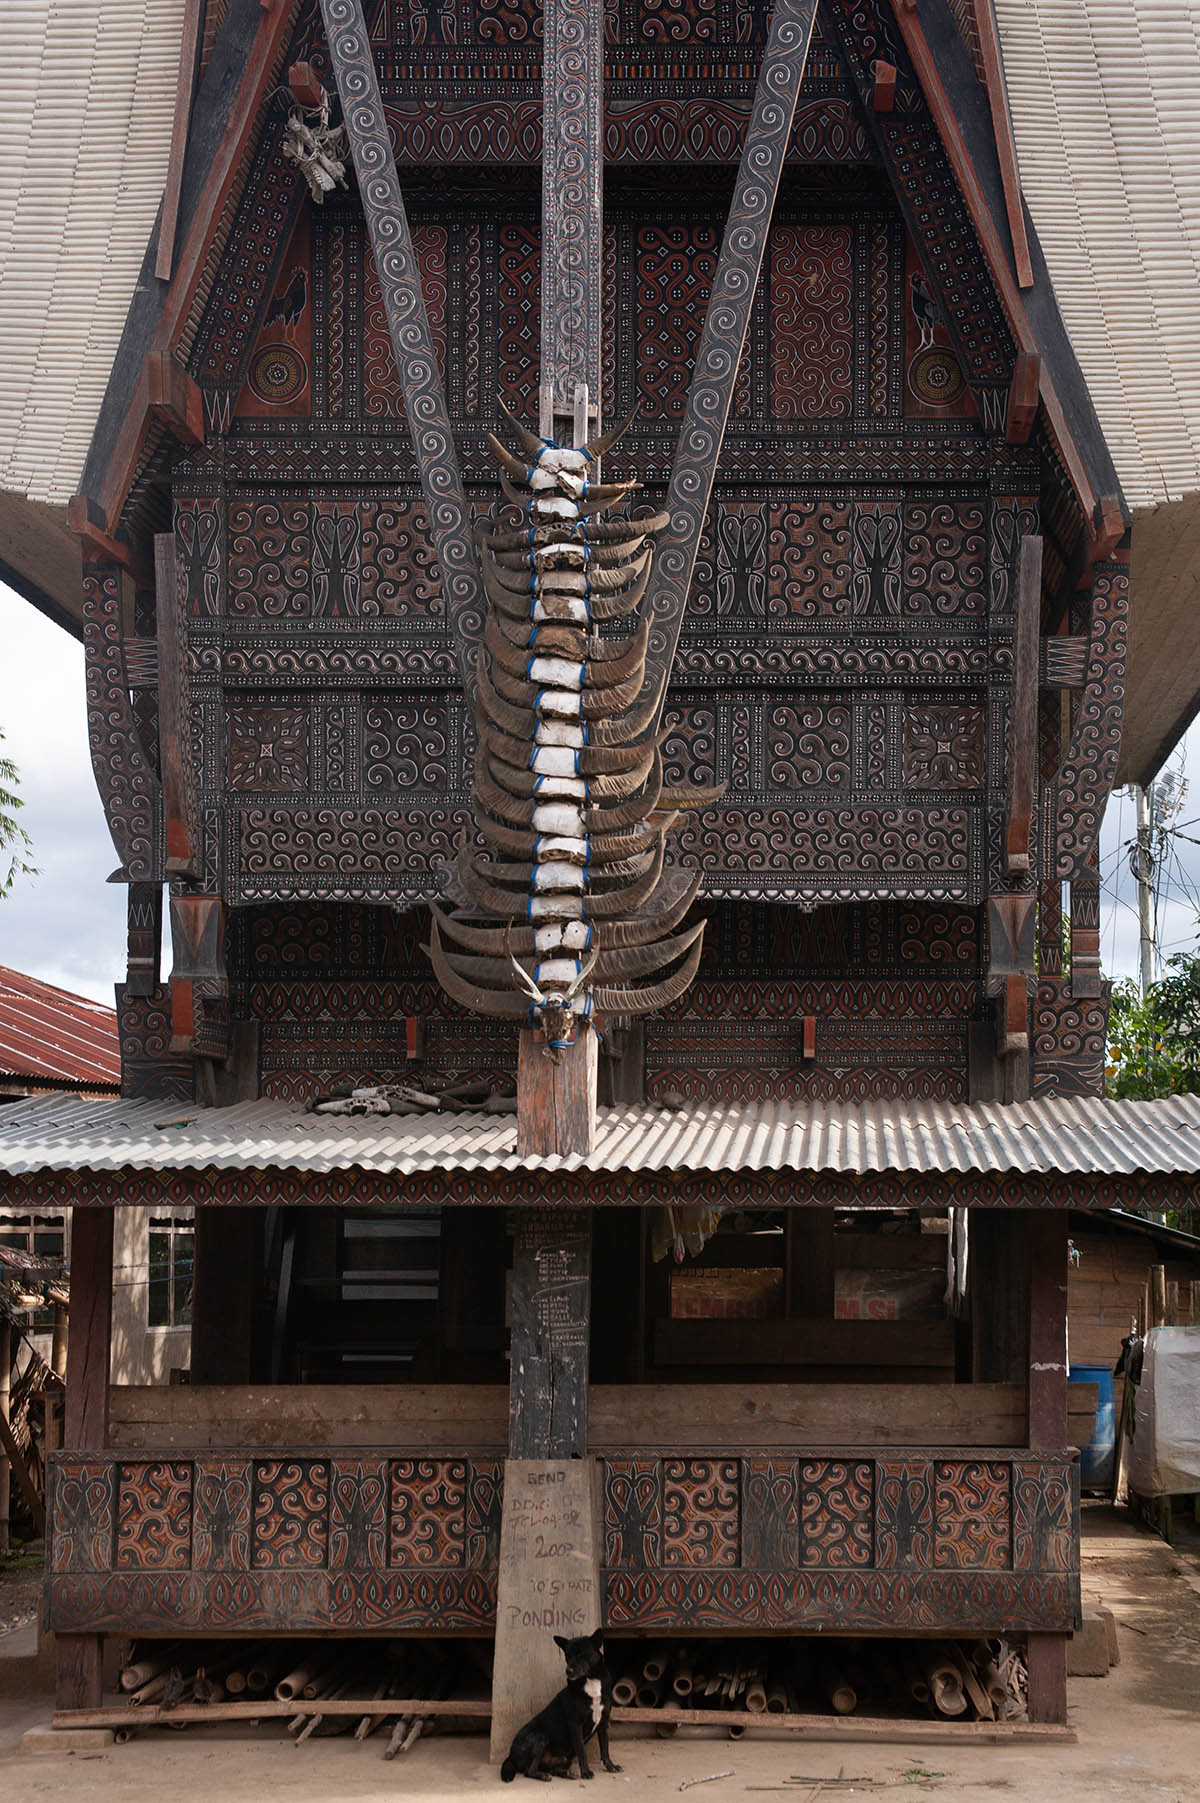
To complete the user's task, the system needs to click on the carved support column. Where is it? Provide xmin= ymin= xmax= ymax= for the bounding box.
xmin=508 ymin=1209 xmax=592 ymax=1461
xmin=57 ymin=1206 xmax=113 ymax=1710
xmin=539 ymin=0 xmax=603 ymax=436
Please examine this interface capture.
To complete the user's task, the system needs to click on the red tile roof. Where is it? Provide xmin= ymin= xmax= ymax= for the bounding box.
xmin=0 ymin=967 xmax=120 ymax=1090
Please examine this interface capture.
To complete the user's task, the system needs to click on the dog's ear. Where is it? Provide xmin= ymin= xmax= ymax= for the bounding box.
xmin=554 ymin=1634 xmax=568 ymax=1651
xmin=591 ymin=1628 xmax=605 ymax=1647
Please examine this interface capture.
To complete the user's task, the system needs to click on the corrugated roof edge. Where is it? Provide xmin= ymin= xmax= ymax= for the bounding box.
xmin=1 ymin=1093 xmax=1199 ymax=1180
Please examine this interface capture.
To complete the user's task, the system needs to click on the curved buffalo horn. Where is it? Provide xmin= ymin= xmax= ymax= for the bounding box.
xmin=503 ymin=921 xmax=545 ymax=1002
xmin=495 ymin=396 xmax=545 ymax=459
xmin=432 ymin=869 xmax=702 ymax=955
xmin=483 ymin=546 xmax=650 ymax=596
xmin=499 ymin=471 xmax=539 ymax=510
xmin=430 ymin=922 xmax=702 ymax=989
xmin=488 ymin=534 xmax=653 ymax=572
xmin=574 ymin=481 xmax=641 ymax=514
xmin=456 ymin=851 xmax=526 ymax=919
xmin=487 ymin=657 xmax=647 ymax=722
xmin=426 ymin=917 xmax=530 ymax=1020
xmin=476 ymin=648 xmax=536 ymax=737
xmin=473 ymin=812 xmax=667 ymax=868
xmin=585 ymin=751 xmax=663 ymax=830
xmin=487 ymin=610 xmax=586 ymax=660
xmin=584 ymin=510 xmax=670 ymax=542
xmin=660 ymin=779 xmax=730 ymax=809
xmin=462 ymin=846 xmax=656 ymax=892
xmin=486 ymin=432 xmax=537 ymax=486
xmin=478 ymin=707 xmax=667 ymax=778
xmin=485 ymin=554 xmax=652 ymax=628
xmin=579 ymin=836 xmax=667 ymax=918
xmin=591 ymin=928 xmax=705 ymax=1016
xmin=589 ymin=658 xmax=669 ymax=745
xmin=584 ymin=403 xmax=640 ymax=461
xmin=476 ymin=761 xmax=537 ymax=822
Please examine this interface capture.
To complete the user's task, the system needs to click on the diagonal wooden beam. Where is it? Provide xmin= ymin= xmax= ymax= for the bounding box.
xmin=539 ymin=0 xmax=604 ymax=436
xmin=972 ymin=0 xmax=1033 ymax=290
xmin=320 ymin=0 xmax=483 ymax=690
xmin=645 ymin=0 xmax=819 ymax=724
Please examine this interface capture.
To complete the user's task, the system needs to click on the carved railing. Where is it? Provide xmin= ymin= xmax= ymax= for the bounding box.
xmin=47 ymin=1446 xmax=1079 ymax=1637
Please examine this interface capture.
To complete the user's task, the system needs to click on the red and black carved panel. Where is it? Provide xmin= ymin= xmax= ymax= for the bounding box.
xmin=769 ymin=226 xmax=853 ymax=419
xmin=193 ymin=1460 xmax=253 ymax=1570
xmin=47 ymin=1450 xmax=1080 ymax=1637
xmin=875 ymin=1460 xmax=935 ymax=1568
xmin=933 ymin=1461 xmax=1011 ymax=1570
xmin=389 ymin=1458 xmax=469 ymax=1566
xmin=604 ymin=1460 xmax=664 ymax=1568
xmin=329 ymin=1459 xmax=389 ymax=1569
xmin=799 ymin=1459 xmax=873 ymax=1566
xmin=741 ymin=1459 xmax=799 ymax=1570
xmin=251 ymin=1459 xmax=330 ymax=1568
xmin=662 ymin=1459 xmax=740 ymax=1566
xmin=115 ymin=1462 xmax=193 ymax=1570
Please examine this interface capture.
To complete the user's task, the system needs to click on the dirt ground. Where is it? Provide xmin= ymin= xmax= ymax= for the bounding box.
xmin=0 ymin=1504 xmax=1197 ymax=1803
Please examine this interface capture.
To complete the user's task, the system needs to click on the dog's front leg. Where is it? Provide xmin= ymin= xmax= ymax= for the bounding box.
xmin=596 ymin=1718 xmax=621 ymax=1774
xmin=569 ymin=1722 xmax=594 ymax=1780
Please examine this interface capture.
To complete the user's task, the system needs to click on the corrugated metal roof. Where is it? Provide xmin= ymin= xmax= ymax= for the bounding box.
xmin=1 ymin=1091 xmax=1199 ymax=1178
xmin=0 ymin=967 xmax=120 ymax=1089
xmin=0 ymin=1 xmax=185 ymax=508
xmin=995 ymin=0 xmax=1200 ymax=517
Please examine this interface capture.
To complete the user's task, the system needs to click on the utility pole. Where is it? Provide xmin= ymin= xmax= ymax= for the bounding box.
xmin=1130 ymin=783 xmax=1156 ymax=996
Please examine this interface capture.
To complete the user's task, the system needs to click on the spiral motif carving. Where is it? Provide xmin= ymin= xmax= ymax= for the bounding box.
xmin=319 ymin=0 xmax=483 ymax=684
xmin=1051 ymin=560 xmax=1127 ymax=880
xmin=83 ymin=564 xmax=161 ymax=881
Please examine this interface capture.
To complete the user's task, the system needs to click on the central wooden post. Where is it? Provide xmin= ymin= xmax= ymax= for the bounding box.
xmin=516 ymin=1028 xmax=598 ymax=1158
xmin=57 ymin=1205 xmax=114 ymax=1711
xmin=493 ymin=1208 xmax=598 ymax=1761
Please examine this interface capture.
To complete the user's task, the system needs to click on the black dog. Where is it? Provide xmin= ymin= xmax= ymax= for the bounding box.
xmin=500 ymin=1629 xmax=622 ymax=1782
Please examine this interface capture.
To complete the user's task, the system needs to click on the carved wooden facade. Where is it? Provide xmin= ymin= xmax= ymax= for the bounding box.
xmin=51 ymin=0 xmax=1135 ymax=1699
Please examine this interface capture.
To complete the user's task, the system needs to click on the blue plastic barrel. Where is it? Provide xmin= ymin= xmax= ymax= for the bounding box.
xmin=1069 ymin=1363 xmax=1116 ymax=1490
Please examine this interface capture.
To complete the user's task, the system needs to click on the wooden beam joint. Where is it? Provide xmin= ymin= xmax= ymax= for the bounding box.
xmin=1005 ymin=351 xmax=1040 ymax=444
xmin=146 ymin=352 xmax=205 ymax=448
xmin=871 ymin=59 xmax=897 ymax=112
xmin=288 ymin=61 xmax=327 ymax=109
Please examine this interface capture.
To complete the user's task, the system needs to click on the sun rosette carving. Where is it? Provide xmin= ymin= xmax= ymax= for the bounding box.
xmin=426 ymin=403 xmax=725 ymax=1055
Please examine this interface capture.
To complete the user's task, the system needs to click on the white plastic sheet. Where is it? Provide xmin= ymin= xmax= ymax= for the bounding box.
xmin=1126 ymin=1326 xmax=1200 ymax=1498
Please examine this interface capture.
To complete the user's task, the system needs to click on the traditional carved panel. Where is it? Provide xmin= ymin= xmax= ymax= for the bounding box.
xmin=226 ymin=705 xmax=310 ymax=791
xmin=47 ymin=1451 xmax=1080 ymax=1637
xmin=329 ymin=1459 xmax=388 ymax=1569
xmin=117 ymin=983 xmax=194 ymax=1103
xmin=83 ymin=564 xmax=161 ymax=881
xmin=1050 ymin=560 xmax=1128 ymax=881
xmin=116 ymin=1461 xmax=193 ymax=1569
xmin=251 ymin=1459 xmax=330 ymax=1568
xmin=742 ymin=1459 xmax=800 ymax=1570
xmin=604 ymin=1460 xmax=664 ymax=1567
xmin=934 ymin=1461 xmax=1011 ymax=1570
xmin=799 ymin=1459 xmax=873 ymax=1566
xmin=662 ymin=1459 xmax=740 ymax=1566
xmin=901 ymin=707 xmax=985 ymax=787
xmin=389 ymin=1459 xmax=469 ymax=1565
xmin=875 ymin=1460 xmax=935 ymax=1568
xmin=1031 ymin=978 xmax=1110 ymax=1100
xmin=769 ymin=226 xmax=853 ymax=418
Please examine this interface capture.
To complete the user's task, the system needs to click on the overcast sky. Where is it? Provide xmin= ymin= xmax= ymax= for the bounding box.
xmin=0 ymin=579 xmax=1197 ymax=1007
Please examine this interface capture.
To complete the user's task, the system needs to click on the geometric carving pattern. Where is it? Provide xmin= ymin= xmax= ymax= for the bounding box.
xmin=933 ymin=1461 xmax=1011 ymax=1569
xmin=116 ymin=1461 xmax=193 ymax=1570
xmin=389 ymin=1459 xmax=468 ymax=1566
xmin=902 ymin=706 xmax=985 ymax=787
xmin=251 ymin=1459 xmax=330 ymax=1568
xmin=662 ymin=1459 xmax=740 ymax=1567
xmin=49 ymin=1451 xmax=1080 ymax=1636
xmin=799 ymin=1459 xmax=873 ymax=1566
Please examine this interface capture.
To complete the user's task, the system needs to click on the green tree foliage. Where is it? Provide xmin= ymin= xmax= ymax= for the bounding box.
xmin=0 ymin=727 xmax=37 ymax=897
xmin=1106 ymin=943 xmax=1200 ymax=1099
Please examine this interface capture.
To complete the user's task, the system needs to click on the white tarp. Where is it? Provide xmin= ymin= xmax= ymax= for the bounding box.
xmin=1127 ymin=1326 xmax=1200 ymax=1498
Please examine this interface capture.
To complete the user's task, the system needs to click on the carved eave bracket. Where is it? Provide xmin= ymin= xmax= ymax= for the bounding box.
xmin=1044 ymin=552 xmax=1129 ymax=885
xmin=82 ymin=561 xmax=163 ymax=885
